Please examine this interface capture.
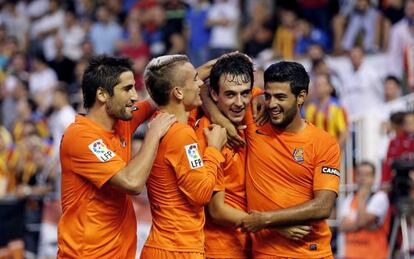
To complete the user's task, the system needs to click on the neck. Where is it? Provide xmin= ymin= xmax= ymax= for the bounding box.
xmin=276 ymin=113 xmax=306 ymax=133
xmin=318 ymin=95 xmax=330 ymax=104
xmin=159 ymin=102 xmax=189 ymax=124
xmin=85 ymin=105 xmax=115 ymax=131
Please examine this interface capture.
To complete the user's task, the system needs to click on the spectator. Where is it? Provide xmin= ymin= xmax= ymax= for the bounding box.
xmin=339 ymin=161 xmax=390 ymax=259
xmin=89 ymin=5 xmax=122 ymax=55
xmin=1 ymin=0 xmax=30 ymax=50
xmin=117 ymin=23 xmax=150 ymax=94
xmin=305 ymin=74 xmax=348 ymax=147
xmin=206 ymin=0 xmax=239 ymax=59
xmin=28 ymin=53 xmax=58 ymax=113
xmin=387 ymin=0 xmax=414 ymax=92
xmin=341 ymin=0 xmax=381 ymax=53
xmin=294 ymin=19 xmax=329 ymax=58
xmin=272 ymin=8 xmax=297 ymax=60
xmin=185 ymin=0 xmax=211 ymax=67
xmin=241 ymin=0 xmax=275 ymax=58
xmin=48 ymin=37 xmax=76 ymax=84
xmin=382 ymin=112 xmax=414 ymax=187
xmin=380 ymin=0 xmax=404 ymax=50
xmin=339 ymin=46 xmax=383 ymax=118
xmin=384 ymin=75 xmax=403 ymax=102
xmin=57 ymin=8 xmax=86 ymax=61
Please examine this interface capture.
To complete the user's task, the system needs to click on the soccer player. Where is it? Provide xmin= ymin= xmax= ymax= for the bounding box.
xmin=140 ymin=55 xmax=227 ymax=259
xmin=240 ymin=61 xmax=341 ymax=258
xmin=58 ymin=55 xmax=176 ymax=258
xmin=195 ymin=53 xmax=254 ymax=258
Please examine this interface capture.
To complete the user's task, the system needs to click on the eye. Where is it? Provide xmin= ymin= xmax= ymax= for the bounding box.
xmin=226 ymin=93 xmax=235 ymax=98
xmin=264 ymin=93 xmax=271 ymax=100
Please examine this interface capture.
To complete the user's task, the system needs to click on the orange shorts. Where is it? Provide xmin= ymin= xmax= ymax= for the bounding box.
xmin=140 ymin=246 xmax=204 ymax=259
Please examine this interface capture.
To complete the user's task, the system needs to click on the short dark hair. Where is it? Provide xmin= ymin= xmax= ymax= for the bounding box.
xmin=82 ymin=55 xmax=133 ymax=109
xmin=209 ymin=53 xmax=254 ymax=93
xmin=144 ymin=55 xmax=190 ymax=106
xmin=264 ymin=61 xmax=309 ymax=96
xmin=384 ymin=75 xmax=401 ymax=86
xmin=358 ymin=161 xmax=376 ymax=176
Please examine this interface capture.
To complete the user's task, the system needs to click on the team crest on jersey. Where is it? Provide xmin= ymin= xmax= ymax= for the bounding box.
xmin=293 ymin=147 xmax=304 ymax=163
xmin=184 ymin=143 xmax=204 ymax=169
xmin=88 ymin=139 xmax=115 ymax=162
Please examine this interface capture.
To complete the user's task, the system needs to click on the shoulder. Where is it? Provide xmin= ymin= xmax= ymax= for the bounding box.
xmin=163 ymin=122 xmax=197 ymax=144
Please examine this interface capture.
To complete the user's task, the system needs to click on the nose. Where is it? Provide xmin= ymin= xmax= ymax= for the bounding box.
xmin=234 ymin=94 xmax=243 ymax=107
xmin=267 ymin=96 xmax=278 ymax=109
xmin=130 ymin=87 xmax=138 ymax=103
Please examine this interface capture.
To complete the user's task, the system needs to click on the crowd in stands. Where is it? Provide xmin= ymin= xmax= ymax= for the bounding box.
xmin=0 ymin=0 xmax=413 ymax=258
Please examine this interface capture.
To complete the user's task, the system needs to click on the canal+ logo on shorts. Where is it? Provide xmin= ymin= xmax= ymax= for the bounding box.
xmin=185 ymin=143 xmax=204 ymax=169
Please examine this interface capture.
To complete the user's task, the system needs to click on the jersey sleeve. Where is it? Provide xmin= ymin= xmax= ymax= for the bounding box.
xmin=130 ymin=99 xmax=155 ymax=131
xmin=66 ymin=131 xmax=126 ymax=189
xmin=313 ymin=137 xmax=341 ymax=194
xmin=165 ymin=126 xmax=225 ymax=207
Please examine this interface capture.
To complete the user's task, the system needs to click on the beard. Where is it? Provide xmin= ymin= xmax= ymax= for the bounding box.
xmin=270 ymin=104 xmax=297 ymax=130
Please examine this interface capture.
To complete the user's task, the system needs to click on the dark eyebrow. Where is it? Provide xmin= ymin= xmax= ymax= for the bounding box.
xmin=122 ymin=84 xmax=134 ymax=89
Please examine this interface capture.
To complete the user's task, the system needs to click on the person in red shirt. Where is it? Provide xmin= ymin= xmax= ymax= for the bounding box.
xmin=58 ymin=55 xmax=176 ymax=258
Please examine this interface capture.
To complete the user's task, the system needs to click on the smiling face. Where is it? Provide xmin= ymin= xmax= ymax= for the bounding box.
xmin=211 ymin=74 xmax=252 ymax=125
xmin=265 ymin=82 xmax=302 ymax=129
xmin=105 ymin=71 xmax=138 ymax=121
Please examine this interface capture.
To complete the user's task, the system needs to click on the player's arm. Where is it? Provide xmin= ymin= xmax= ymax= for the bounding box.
xmin=208 ymin=191 xmax=248 ymax=227
xmin=241 ymin=139 xmax=341 ymax=232
xmin=109 ymin=113 xmax=176 ymax=195
xmin=171 ymin=125 xmax=227 ymax=207
xmin=240 ymin=189 xmax=337 ymax=232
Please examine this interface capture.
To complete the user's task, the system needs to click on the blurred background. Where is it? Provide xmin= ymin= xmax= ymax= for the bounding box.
xmin=0 ymin=0 xmax=413 ymax=258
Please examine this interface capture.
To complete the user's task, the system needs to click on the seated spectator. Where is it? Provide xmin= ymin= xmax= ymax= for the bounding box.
xmin=342 ymin=0 xmax=381 ymax=53
xmin=206 ymin=0 xmax=239 ymax=59
xmin=339 ymin=161 xmax=390 ymax=259
xmin=184 ymin=0 xmax=211 ymax=67
xmin=387 ymin=0 xmax=414 ymax=92
xmin=294 ymin=19 xmax=329 ymax=58
xmin=384 ymin=75 xmax=403 ymax=102
xmin=241 ymin=0 xmax=275 ymax=58
xmin=272 ymin=8 xmax=297 ymax=60
xmin=380 ymin=0 xmax=404 ymax=50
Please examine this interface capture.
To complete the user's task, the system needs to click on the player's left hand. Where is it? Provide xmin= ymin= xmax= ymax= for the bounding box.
xmin=240 ymin=211 xmax=270 ymax=233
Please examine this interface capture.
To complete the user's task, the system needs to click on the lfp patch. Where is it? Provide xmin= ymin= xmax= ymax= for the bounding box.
xmin=184 ymin=143 xmax=204 ymax=169
xmin=88 ymin=139 xmax=115 ymax=162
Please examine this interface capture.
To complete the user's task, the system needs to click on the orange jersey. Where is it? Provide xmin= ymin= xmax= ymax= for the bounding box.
xmin=245 ymin=108 xmax=340 ymax=258
xmin=58 ymin=100 xmax=153 ymax=258
xmin=142 ymin=122 xmax=224 ymax=255
xmin=195 ymin=116 xmax=249 ymax=258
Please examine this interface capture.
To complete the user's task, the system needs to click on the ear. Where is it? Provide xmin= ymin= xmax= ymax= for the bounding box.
xmin=96 ymin=87 xmax=109 ymax=103
xmin=297 ymin=90 xmax=307 ymax=106
xmin=209 ymin=87 xmax=219 ymax=102
xmin=172 ymin=86 xmax=184 ymax=101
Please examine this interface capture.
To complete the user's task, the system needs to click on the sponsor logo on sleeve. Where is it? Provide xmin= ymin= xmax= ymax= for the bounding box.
xmin=184 ymin=143 xmax=204 ymax=169
xmin=321 ymin=166 xmax=340 ymax=177
xmin=88 ymin=139 xmax=116 ymax=162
